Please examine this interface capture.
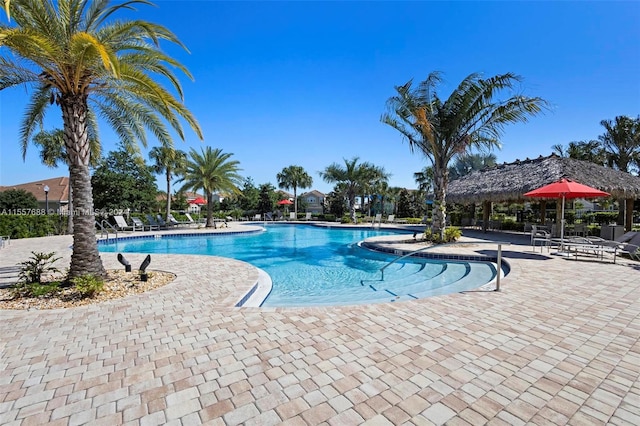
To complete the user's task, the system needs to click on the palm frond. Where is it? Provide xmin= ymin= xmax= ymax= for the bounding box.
xmin=19 ymin=84 xmax=52 ymax=159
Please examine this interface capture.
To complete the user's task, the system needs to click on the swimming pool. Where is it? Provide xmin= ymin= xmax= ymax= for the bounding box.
xmin=99 ymin=224 xmax=499 ymax=307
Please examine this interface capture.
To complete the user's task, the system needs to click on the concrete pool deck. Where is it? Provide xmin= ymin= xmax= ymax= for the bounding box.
xmin=0 ymin=223 xmax=639 ymax=425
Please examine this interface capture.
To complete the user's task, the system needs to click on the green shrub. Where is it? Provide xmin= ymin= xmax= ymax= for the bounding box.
xmin=0 ymin=214 xmax=64 ymax=239
xmin=11 ymin=281 xmax=61 ymax=298
xmin=18 ymin=251 xmax=61 ymax=284
xmin=72 ymin=274 xmax=104 ymax=298
xmin=405 ymin=217 xmax=424 ymax=224
xmin=423 ymin=226 xmax=462 ymax=243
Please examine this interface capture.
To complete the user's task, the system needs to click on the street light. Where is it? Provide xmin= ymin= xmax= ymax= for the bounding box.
xmin=44 ymin=185 xmax=49 ymax=214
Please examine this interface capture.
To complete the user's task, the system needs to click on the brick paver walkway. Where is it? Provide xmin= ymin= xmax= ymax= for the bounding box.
xmin=1 ymin=226 xmax=639 ymax=425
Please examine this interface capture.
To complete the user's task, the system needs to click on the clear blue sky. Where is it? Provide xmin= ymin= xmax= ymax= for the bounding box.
xmin=1 ymin=0 xmax=639 ymax=194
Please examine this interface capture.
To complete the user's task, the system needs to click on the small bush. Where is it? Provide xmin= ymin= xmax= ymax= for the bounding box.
xmin=18 ymin=251 xmax=61 ymax=284
xmin=423 ymin=226 xmax=462 ymax=244
xmin=11 ymin=281 xmax=61 ymax=298
xmin=72 ymin=274 xmax=104 ymax=298
xmin=405 ymin=217 xmax=424 ymax=224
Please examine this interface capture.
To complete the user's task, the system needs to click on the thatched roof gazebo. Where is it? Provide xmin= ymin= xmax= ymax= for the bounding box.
xmin=447 ymin=154 xmax=640 ymax=230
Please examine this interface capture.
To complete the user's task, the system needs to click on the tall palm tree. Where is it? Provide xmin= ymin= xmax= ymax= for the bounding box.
xmin=320 ymin=157 xmax=382 ymax=223
xmin=551 ymin=140 xmax=607 ymax=165
xmin=179 ymin=147 xmax=242 ymax=228
xmin=32 ymin=128 xmax=100 ymax=234
xmin=448 ymin=153 xmax=497 ymax=180
xmin=599 ymin=116 xmax=640 ymax=174
xmin=149 ymin=146 xmax=187 ymax=221
xmin=1 ymin=0 xmax=202 ymax=279
xmin=599 ymin=115 xmax=640 ymax=227
xmin=276 ymin=165 xmax=313 ymax=218
xmin=382 ymin=72 xmax=547 ymax=237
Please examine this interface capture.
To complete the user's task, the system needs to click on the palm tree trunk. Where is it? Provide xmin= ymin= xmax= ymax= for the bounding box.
xmin=432 ymin=161 xmax=448 ymax=239
xmin=349 ymin=194 xmax=357 ymax=223
xmin=293 ymin=186 xmax=298 ymax=218
xmin=165 ymin=172 xmax=171 ymax=221
xmin=205 ymin=191 xmax=214 ymax=227
xmin=62 ymin=95 xmax=106 ymax=279
xmin=67 ymin=175 xmax=73 ymax=234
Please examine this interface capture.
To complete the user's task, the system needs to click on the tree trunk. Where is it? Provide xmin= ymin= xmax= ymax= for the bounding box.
xmin=349 ymin=194 xmax=357 ymax=223
xmin=165 ymin=172 xmax=171 ymax=221
xmin=62 ymin=94 xmax=106 ymax=279
xmin=431 ymin=161 xmax=448 ymax=239
xmin=293 ymin=186 xmax=298 ymax=218
xmin=205 ymin=191 xmax=214 ymax=227
xmin=67 ymin=175 xmax=73 ymax=234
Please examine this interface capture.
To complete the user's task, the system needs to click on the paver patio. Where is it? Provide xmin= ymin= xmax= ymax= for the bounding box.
xmin=0 ymin=225 xmax=638 ymax=425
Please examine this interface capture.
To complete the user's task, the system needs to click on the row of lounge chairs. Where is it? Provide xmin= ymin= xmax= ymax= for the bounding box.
xmin=113 ymin=213 xmax=203 ymax=232
xmin=531 ymin=228 xmax=640 ymax=262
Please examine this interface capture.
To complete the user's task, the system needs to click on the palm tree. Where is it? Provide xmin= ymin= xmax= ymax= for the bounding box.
xmin=179 ymin=147 xmax=242 ymax=228
xmin=32 ymin=128 xmax=100 ymax=234
xmin=448 ymin=153 xmax=497 ymax=180
xmin=599 ymin=115 xmax=640 ymax=227
xmin=276 ymin=165 xmax=313 ymax=218
xmin=320 ymin=157 xmax=383 ymax=223
xmin=599 ymin=116 xmax=640 ymax=174
xmin=551 ymin=140 xmax=607 ymax=165
xmin=149 ymin=146 xmax=187 ymax=221
xmin=1 ymin=0 xmax=202 ymax=279
xmin=382 ymin=72 xmax=547 ymax=237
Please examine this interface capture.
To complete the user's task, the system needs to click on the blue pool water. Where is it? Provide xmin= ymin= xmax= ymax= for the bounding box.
xmin=99 ymin=224 xmax=498 ymax=307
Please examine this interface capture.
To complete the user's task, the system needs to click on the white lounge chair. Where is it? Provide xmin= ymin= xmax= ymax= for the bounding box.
xmin=305 ymin=212 xmax=312 ymax=221
xmin=531 ymin=225 xmax=550 ymax=252
xmin=113 ymin=215 xmax=137 ymax=231
xmin=385 ymin=214 xmax=395 ymax=223
xmin=289 ymin=212 xmax=296 ymax=221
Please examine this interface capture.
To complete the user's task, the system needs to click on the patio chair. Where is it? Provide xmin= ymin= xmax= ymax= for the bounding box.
xmin=305 ymin=212 xmax=312 ymax=221
xmin=572 ymin=223 xmax=587 ymax=237
xmin=289 ymin=212 xmax=296 ymax=221
xmin=184 ymin=213 xmax=198 ymax=226
xmin=618 ymin=243 xmax=640 ymax=261
xmin=385 ymin=214 xmax=396 ymax=223
xmin=146 ymin=214 xmax=166 ymax=230
xmin=371 ymin=213 xmax=381 ymax=225
xmin=168 ymin=213 xmax=191 ymax=227
xmin=132 ymin=216 xmax=157 ymax=231
xmin=253 ymin=214 xmax=262 ymax=221
xmin=531 ymin=225 xmax=551 ymax=252
xmin=157 ymin=214 xmax=175 ymax=228
xmin=113 ymin=215 xmax=137 ymax=232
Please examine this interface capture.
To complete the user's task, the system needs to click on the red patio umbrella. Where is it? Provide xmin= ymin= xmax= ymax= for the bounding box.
xmin=277 ymin=199 xmax=293 ymax=205
xmin=191 ymin=197 xmax=207 ymax=205
xmin=523 ymin=178 xmax=610 ymax=244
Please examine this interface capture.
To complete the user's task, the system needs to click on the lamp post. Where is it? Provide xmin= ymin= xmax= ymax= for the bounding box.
xmin=44 ymin=185 xmax=49 ymax=214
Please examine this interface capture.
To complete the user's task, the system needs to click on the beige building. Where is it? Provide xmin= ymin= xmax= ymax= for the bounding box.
xmin=299 ymin=190 xmax=325 ymax=214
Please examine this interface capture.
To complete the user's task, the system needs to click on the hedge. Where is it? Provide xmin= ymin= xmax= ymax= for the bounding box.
xmin=0 ymin=215 xmax=68 ymax=239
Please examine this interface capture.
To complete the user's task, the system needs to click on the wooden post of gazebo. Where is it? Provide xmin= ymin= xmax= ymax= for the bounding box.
xmin=625 ymin=198 xmax=634 ymax=231
xmin=482 ymin=200 xmax=491 ymax=233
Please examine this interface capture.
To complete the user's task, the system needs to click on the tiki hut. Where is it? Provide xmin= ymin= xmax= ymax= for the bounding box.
xmin=447 ymin=154 xmax=640 ymax=231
